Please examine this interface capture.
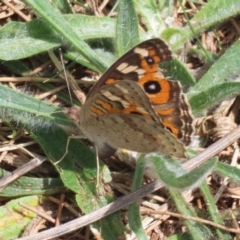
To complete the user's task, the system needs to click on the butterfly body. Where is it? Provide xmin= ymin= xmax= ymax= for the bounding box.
xmin=79 ymin=39 xmax=194 ymax=158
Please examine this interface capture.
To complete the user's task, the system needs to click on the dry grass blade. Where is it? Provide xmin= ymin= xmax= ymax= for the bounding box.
xmin=0 ymin=156 xmax=46 ymax=190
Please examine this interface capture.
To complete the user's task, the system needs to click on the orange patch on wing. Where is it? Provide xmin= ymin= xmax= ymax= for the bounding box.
xmin=163 ymin=119 xmax=179 ymax=137
xmin=90 ymin=106 xmax=104 ymax=116
xmin=148 ymin=49 xmax=156 ymax=57
xmin=153 ymin=55 xmax=160 ymax=63
xmin=106 ymin=78 xmax=118 ymax=85
xmin=155 ymin=108 xmax=175 ymax=116
xmin=140 ymin=58 xmax=158 ymax=72
xmin=147 ymin=48 xmax=161 ymax=62
xmin=139 ymin=50 xmax=160 ymax=73
xmin=122 ymin=105 xmax=153 ymax=120
xmin=96 ymin=100 xmax=112 ymax=111
xmin=96 ymin=99 xmax=123 ymax=114
xmin=138 ymin=75 xmax=171 ymax=105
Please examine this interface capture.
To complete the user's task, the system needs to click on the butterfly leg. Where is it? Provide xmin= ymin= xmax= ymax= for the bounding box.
xmin=94 ymin=145 xmax=101 ymax=187
xmin=54 ymin=135 xmax=102 ymax=187
xmin=54 ymin=135 xmax=85 ymax=165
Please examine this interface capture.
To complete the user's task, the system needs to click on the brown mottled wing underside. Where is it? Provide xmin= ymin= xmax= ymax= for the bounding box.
xmin=87 ymin=38 xmax=193 ymax=146
xmin=80 ymin=81 xmax=186 ymax=158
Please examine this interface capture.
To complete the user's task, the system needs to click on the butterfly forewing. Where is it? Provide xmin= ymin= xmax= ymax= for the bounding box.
xmin=87 ymin=38 xmax=172 ymax=98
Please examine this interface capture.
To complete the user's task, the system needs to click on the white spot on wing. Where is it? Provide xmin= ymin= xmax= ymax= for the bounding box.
xmin=134 ymin=47 xmax=149 ymax=57
xmin=135 ymin=68 xmax=146 ymax=75
xmin=101 ymin=90 xmax=130 ymax=107
xmin=118 ymin=64 xmax=145 ymax=75
xmin=117 ymin=62 xmax=128 ymax=71
xmin=92 ymin=103 xmax=108 ymax=114
xmin=148 ymin=83 xmax=157 ymax=90
xmin=136 ymin=106 xmax=149 ymax=114
xmin=120 ymin=65 xmax=139 ymax=74
xmin=115 ymin=84 xmax=129 ymax=94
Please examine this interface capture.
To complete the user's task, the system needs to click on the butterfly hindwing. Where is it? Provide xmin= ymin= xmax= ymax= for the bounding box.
xmin=80 ymin=81 xmax=186 ymax=158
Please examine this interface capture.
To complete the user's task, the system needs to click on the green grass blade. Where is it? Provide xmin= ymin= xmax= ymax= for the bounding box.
xmin=133 ymin=0 xmax=168 ymax=36
xmin=169 ymin=189 xmax=213 ymax=239
xmin=52 ymin=0 xmax=73 ymax=14
xmin=0 ymin=196 xmax=40 ymax=239
xmin=0 ymin=169 xmax=66 ymax=197
xmin=116 ymin=0 xmax=139 ymax=56
xmin=200 ymin=182 xmax=231 ymax=239
xmin=0 ymin=21 xmax=60 ymax=61
xmin=149 ymin=153 xmax=217 ymax=189
xmin=161 ymin=57 xmax=196 ymax=88
xmin=0 ymin=16 xmax=116 ymax=62
xmin=128 ymin=203 xmax=148 ymax=240
xmin=128 ymin=154 xmax=148 ymax=239
xmin=215 ymin=162 xmax=240 ymax=182
xmin=190 ymin=39 xmax=240 ymax=94
xmin=24 ymin=0 xmax=107 ymax=72
xmin=88 ymin=214 xmax=127 ymax=239
xmin=189 ymin=82 xmax=240 ymax=114
xmin=163 ymin=0 xmax=240 ymax=49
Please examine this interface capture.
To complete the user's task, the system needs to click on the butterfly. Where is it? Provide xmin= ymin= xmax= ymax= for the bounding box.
xmin=79 ymin=38 xmax=194 ymax=159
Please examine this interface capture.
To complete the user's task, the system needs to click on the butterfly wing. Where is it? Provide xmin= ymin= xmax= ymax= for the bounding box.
xmin=87 ymin=38 xmax=193 ymax=145
xmin=88 ymin=38 xmax=172 ymax=97
xmin=80 ymin=81 xmax=186 ymax=158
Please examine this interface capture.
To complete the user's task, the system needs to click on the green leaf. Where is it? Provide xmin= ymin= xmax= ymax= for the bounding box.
xmin=190 ymin=39 xmax=240 ymax=95
xmin=116 ymin=0 xmax=139 ymax=56
xmin=0 ymin=16 xmax=115 ymax=64
xmin=163 ymin=0 xmax=240 ymax=49
xmin=0 ymin=21 xmax=60 ymax=61
xmin=0 ymin=169 xmax=66 ymax=197
xmin=63 ymin=15 xmax=115 ymax=40
xmin=51 ymin=0 xmax=73 ymax=14
xmin=128 ymin=155 xmax=148 ymax=239
xmin=190 ymin=0 xmax=240 ymax=35
xmin=131 ymin=154 xmax=146 ymax=191
xmin=148 ymin=153 xmax=217 ymax=189
xmin=189 ymin=82 xmax=240 ymax=114
xmin=167 ymin=232 xmax=192 ymax=240
xmin=128 ymin=203 xmax=148 ymax=240
xmin=200 ymin=182 xmax=232 ymax=239
xmin=89 ymin=214 xmax=127 ymax=240
xmin=0 ymin=196 xmax=40 ymax=239
xmin=24 ymin=0 xmax=107 ymax=72
xmin=0 ymin=83 xmax=73 ymax=129
xmin=133 ymin=0 xmax=168 ymax=36
xmin=0 ymin=14 xmax=116 ymax=73
xmin=65 ymin=40 xmax=116 ymax=71
xmin=215 ymin=162 xmax=240 ymax=182
xmin=169 ymin=189 xmax=213 ymax=239
xmin=161 ymin=57 xmax=196 ymax=89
